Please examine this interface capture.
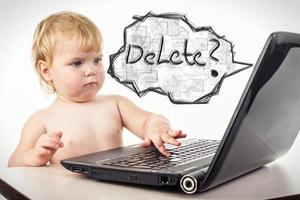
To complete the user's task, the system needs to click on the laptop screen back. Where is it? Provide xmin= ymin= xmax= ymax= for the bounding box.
xmin=201 ymin=32 xmax=300 ymax=191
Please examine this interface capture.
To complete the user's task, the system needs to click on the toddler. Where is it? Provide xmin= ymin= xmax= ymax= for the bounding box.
xmin=8 ymin=11 xmax=186 ymax=167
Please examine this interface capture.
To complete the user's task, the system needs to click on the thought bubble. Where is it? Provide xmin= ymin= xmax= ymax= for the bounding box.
xmin=108 ymin=12 xmax=252 ymax=104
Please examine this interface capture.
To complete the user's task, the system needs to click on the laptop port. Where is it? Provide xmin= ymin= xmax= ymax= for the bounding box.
xmin=128 ymin=176 xmax=138 ymax=180
xmin=170 ymin=177 xmax=176 ymax=183
xmin=161 ymin=176 xmax=169 ymax=184
xmin=72 ymin=166 xmax=81 ymax=173
xmin=82 ymin=168 xmax=89 ymax=174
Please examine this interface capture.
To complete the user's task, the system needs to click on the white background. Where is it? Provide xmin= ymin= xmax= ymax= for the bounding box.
xmin=1 ymin=0 xmax=300 ymax=167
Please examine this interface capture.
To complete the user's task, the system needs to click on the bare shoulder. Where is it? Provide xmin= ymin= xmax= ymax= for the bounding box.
xmin=103 ymin=94 xmax=150 ymax=114
xmin=27 ymin=109 xmax=47 ymax=122
xmin=94 ymin=95 xmax=140 ymax=116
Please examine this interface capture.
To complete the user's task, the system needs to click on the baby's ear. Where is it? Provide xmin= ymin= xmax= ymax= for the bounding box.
xmin=37 ymin=60 xmax=52 ymax=83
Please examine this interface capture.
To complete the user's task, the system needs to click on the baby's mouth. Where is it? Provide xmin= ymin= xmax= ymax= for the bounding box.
xmin=83 ymin=82 xmax=98 ymax=87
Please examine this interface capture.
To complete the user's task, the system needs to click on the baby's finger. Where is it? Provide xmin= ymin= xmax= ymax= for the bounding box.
xmin=47 ymin=133 xmax=64 ymax=147
xmin=167 ymin=130 xmax=182 ymax=137
xmin=55 ymin=131 xmax=63 ymax=138
xmin=47 ymin=131 xmax=62 ymax=139
xmin=41 ymin=140 xmax=61 ymax=150
xmin=176 ymin=131 xmax=187 ymax=138
xmin=60 ymin=142 xmax=64 ymax=147
xmin=162 ymin=132 xmax=181 ymax=146
xmin=38 ymin=147 xmax=51 ymax=155
xmin=152 ymin=138 xmax=170 ymax=157
xmin=55 ymin=131 xmax=64 ymax=146
xmin=168 ymin=130 xmax=187 ymax=139
xmin=44 ymin=136 xmax=62 ymax=147
xmin=140 ymin=137 xmax=152 ymax=148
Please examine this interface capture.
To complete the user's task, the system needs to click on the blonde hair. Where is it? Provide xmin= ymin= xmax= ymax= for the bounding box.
xmin=32 ymin=11 xmax=103 ymax=93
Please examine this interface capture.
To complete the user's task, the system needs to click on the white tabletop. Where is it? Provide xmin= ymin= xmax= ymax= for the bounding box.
xmin=1 ymin=136 xmax=300 ymax=199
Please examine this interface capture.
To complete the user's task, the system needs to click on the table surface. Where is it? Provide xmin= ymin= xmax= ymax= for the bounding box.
xmin=1 ymin=136 xmax=300 ymax=200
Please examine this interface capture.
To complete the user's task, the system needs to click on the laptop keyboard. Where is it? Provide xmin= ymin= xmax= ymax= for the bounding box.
xmin=102 ymin=139 xmax=220 ymax=170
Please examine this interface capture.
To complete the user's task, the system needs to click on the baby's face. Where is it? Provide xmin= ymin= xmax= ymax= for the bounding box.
xmin=50 ymin=38 xmax=104 ymax=102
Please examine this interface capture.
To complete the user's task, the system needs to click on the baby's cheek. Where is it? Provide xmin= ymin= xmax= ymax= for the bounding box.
xmin=64 ymin=80 xmax=83 ymax=96
xmin=97 ymin=69 xmax=105 ymax=88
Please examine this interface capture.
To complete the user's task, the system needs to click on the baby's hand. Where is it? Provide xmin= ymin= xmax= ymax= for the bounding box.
xmin=141 ymin=115 xmax=186 ymax=157
xmin=31 ymin=131 xmax=64 ymax=166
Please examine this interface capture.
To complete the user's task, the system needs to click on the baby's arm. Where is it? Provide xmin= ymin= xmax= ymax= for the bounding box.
xmin=8 ymin=111 xmax=64 ymax=167
xmin=116 ymin=95 xmax=186 ymax=157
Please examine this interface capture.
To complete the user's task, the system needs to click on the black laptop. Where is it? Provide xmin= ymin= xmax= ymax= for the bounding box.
xmin=61 ymin=32 xmax=300 ymax=194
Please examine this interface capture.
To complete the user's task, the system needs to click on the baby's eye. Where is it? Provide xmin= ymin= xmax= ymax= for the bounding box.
xmin=94 ymin=57 xmax=102 ymax=65
xmin=71 ymin=60 xmax=82 ymax=67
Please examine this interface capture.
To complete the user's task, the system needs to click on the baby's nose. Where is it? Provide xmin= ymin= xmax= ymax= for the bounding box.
xmin=84 ymin=65 xmax=96 ymax=77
